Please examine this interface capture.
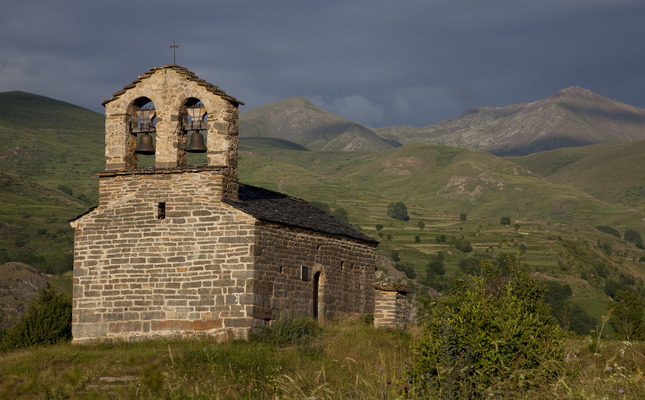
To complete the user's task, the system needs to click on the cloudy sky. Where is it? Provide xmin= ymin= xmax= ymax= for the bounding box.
xmin=1 ymin=0 xmax=644 ymax=127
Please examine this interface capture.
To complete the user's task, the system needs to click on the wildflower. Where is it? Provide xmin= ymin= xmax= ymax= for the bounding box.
xmin=387 ymin=381 xmax=391 ymax=386
xmin=618 ymin=388 xmax=625 ymax=394
xmin=606 ymin=366 xmax=613 ymax=372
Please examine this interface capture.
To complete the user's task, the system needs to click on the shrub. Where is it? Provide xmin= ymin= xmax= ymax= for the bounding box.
xmin=459 ymin=213 xmax=467 ymax=221
xmin=414 ymin=235 xmax=420 ymax=243
xmin=395 ymin=262 xmax=416 ymax=279
xmin=596 ymin=225 xmax=620 ymax=238
xmin=387 ymin=201 xmax=409 ymax=221
xmin=390 ymin=251 xmax=400 ymax=262
xmin=57 ymin=184 xmax=73 ymax=195
xmin=426 ymin=253 xmax=445 ymax=280
xmin=450 ymin=236 xmax=472 ymax=253
xmin=331 ymin=207 xmax=348 ymax=224
xmin=0 ymin=287 xmax=72 ymax=351
xmin=500 ymin=216 xmax=511 ymax=226
xmin=609 ymin=290 xmax=645 ymax=341
xmin=250 ymin=317 xmax=320 ymax=350
xmin=624 ymin=229 xmax=644 ymax=248
xmin=409 ymin=256 xmax=565 ymax=397
xmin=375 ymin=224 xmax=384 ymax=231
xmin=310 ymin=201 xmax=331 ymax=214
xmin=417 ymin=221 xmax=425 ymax=230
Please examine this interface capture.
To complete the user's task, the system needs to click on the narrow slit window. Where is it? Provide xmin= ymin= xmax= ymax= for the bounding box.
xmin=301 ymin=266 xmax=309 ymax=281
xmin=157 ymin=202 xmax=166 ymax=220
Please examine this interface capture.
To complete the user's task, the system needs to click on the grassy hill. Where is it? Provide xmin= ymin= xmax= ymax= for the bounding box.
xmin=0 ymin=91 xmax=104 ymax=272
xmin=509 ymin=140 xmax=645 ymax=213
xmin=375 ymin=87 xmax=645 ymax=156
xmin=239 ymin=97 xmax=393 ymax=152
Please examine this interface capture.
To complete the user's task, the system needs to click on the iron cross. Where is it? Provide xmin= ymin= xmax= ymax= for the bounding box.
xmin=170 ymin=41 xmax=179 ymax=64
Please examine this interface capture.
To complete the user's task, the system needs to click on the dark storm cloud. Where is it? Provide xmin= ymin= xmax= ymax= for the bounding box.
xmin=1 ymin=0 xmax=644 ymax=127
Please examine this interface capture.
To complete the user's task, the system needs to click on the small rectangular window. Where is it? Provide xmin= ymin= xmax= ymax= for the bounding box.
xmin=301 ymin=266 xmax=309 ymax=281
xmin=157 ymin=202 xmax=166 ymax=220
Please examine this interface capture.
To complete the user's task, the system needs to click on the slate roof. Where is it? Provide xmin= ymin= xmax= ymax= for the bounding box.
xmin=101 ymin=65 xmax=244 ymax=107
xmin=224 ymin=183 xmax=378 ymax=246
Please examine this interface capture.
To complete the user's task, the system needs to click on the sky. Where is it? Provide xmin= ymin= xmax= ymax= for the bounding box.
xmin=2 ymin=0 xmax=645 ymax=127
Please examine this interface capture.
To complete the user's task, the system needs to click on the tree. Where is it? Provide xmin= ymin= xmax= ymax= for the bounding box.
xmin=390 ymin=251 xmax=400 ymax=262
xmin=331 ymin=207 xmax=348 ymax=224
xmin=0 ymin=288 xmax=72 ymax=351
xmin=387 ymin=201 xmax=409 ymax=221
xmin=410 ymin=256 xmax=565 ymax=397
xmin=417 ymin=221 xmax=425 ymax=230
xmin=375 ymin=224 xmax=384 ymax=231
xmin=500 ymin=216 xmax=511 ymax=226
xmin=609 ymin=290 xmax=645 ymax=341
xmin=414 ymin=235 xmax=420 ymax=243
xmin=459 ymin=213 xmax=467 ymax=221
xmin=426 ymin=253 xmax=445 ymax=280
xmin=624 ymin=229 xmax=643 ymax=248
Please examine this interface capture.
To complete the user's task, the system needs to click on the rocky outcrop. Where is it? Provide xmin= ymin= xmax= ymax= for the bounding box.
xmin=0 ymin=262 xmax=49 ymax=331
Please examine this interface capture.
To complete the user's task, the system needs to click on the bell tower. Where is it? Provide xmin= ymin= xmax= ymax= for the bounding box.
xmin=100 ymin=65 xmax=243 ymax=199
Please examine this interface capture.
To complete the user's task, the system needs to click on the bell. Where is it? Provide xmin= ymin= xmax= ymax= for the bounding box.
xmin=186 ymin=131 xmax=207 ymax=153
xmin=134 ymin=133 xmax=155 ymax=155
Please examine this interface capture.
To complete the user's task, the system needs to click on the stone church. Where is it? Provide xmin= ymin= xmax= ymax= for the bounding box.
xmin=70 ymin=65 xmax=378 ymax=343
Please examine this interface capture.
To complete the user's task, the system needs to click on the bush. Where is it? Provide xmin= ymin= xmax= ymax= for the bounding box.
xmin=390 ymin=251 xmax=400 ymax=262
xmin=450 ymin=236 xmax=472 ymax=253
xmin=409 ymin=256 xmax=565 ymax=397
xmin=414 ymin=235 xmax=420 ymax=243
xmin=609 ymin=290 xmax=645 ymax=341
xmin=459 ymin=213 xmax=467 ymax=221
xmin=426 ymin=253 xmax=445 ymax=280
xmin=375 ymin=224 xmax=383 ymax=231
xmin=331 ymin=207 xmax=348 ymax=224
xmin=624 ymin=229 xmax=644 ymax=248
xmin=596 ymin=225 xmax=620 ymax=238
xmin=500 ymin=216 xmax=511 ymax=226
xmin=250 ymin=317 xmax=320 ymax=349
xmin=310 ymin=201 xmax=331 ymax=214
xmin=387 ymin=201 xmax=409 ymax=221
xmin=417 ymin=221 xmax=425 ymax=230
xmin=0 ymin=287 xmax=72 ymax=351
xmin=395 ymin=262 xmax=416 ymax=279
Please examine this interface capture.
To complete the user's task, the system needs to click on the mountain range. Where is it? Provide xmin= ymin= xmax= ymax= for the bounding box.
xmin=238 ymin=87 xmax=645 ymax=156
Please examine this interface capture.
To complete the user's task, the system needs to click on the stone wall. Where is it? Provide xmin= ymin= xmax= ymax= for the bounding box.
xmin=71 ymin=170 xmax=256 ymax=344
xmin=374 ymin=282 xmax=409 ymax=329
xmin=253 ymin=223 xmax=376 ymax=322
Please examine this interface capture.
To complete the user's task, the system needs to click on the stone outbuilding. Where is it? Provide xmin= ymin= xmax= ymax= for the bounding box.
xmin=70 ymin=65 xmax=378 ymax=344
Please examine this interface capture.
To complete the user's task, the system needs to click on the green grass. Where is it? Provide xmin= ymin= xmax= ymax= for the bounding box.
xmin=0 ymin=321 xmax=643 ymax=399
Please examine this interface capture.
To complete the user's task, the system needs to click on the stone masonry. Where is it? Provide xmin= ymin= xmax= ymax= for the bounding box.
xmin=70 ymin=65 xmax=378 ymax=344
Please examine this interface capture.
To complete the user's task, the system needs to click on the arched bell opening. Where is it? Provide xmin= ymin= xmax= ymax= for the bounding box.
xmin=127 ymin=97 xmax=157 ymax=169
xmin=179 ymin=97 xmax=208 ymax=167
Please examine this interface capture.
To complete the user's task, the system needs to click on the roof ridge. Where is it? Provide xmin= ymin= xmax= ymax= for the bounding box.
xmin=102 ymin=65 xmax=243 ymax=106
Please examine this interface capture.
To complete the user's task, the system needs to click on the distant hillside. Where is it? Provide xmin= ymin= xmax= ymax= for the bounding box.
xmin=239 ymin=97 xmax=394 ymax=152
xmin=509 ymin=140 xmax=645 ymax=213
xmin=238 ymin=142 xmax=644 ymax=227
xmin=375 ymin=87 xmax=645 ymax=156
xmin=0 ymin=91 xmax=104 ymax=273
xmin=0 ymin=91 xmax=103 ymax=131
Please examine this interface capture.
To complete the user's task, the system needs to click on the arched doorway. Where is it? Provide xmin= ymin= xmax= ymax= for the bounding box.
xmin=313 ymin=271 xmax=321 ymax=320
